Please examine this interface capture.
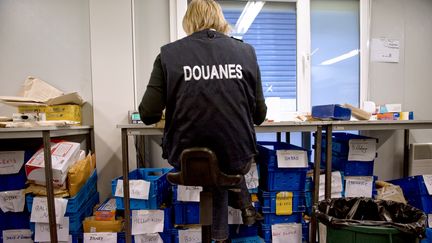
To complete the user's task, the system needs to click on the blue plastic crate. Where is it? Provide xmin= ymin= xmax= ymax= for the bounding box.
xmin=0 ymin=210 xmax=30 ymax=233
xmin=322 ymin=133 xmax=378 ymax=155
xmin=0 ymin=150 xmax=34 ymax=192
xmin=26 ymin=170 xmax=98 ymax=214
xmin=390 ymin=176 xmax=430 ymax=196
xmin=112 ymin=168 xmax=172 ymax=210
xmin=173 ymin=202 xmax=200 ymax=225
xmin=117 ymin=230 xmax=172 ymax=243
xmin=232 ymin=236 xmax=262 ymax=243
xmin=261 ymin=211 xmax=302 ymax=224
xmin=421 ymin=228 xmax=432 ymax=243
xmin=259 ymin=189 xmax=305 ymax=214
xmin=312 ymin=104 xmax=351 ymax=120
xmin=302 ymin=220 xmax=309 ymax=243
xmin=259 ymin=166 xmax=308 ymax=191
xmin=229 ymin=224 xmax=258 ymax=238
xmin=257 ymin=141 xmax=311 ymax=170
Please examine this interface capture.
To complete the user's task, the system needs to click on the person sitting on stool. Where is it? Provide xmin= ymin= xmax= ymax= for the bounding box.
xmin=138 ymin=0 xmax=267 ymax=241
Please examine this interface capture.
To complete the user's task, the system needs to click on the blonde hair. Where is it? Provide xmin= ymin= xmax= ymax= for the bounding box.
xmin=182 ymin=0 xmax=230 ymax=35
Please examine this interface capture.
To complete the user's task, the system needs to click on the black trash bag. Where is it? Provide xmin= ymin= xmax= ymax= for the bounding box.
xmin=314 ymin=197 xmax=426 ymax=239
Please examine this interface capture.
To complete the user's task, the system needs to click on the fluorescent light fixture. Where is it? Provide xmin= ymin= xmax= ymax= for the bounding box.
xmin=320 ymin=49 xmax=359 ymax=65
xmin=233 ymin=1 xmax=265 ymax=39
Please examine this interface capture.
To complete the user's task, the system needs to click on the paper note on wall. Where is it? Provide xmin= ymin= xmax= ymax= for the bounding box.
xmin=348 ymin=139 xmax=376 ymax=161
xmin=371 ymin=38 xmax=400 ymax=63
xmin=271 ymin=223 xmax=302 ymax=243
xmin=30 ymin=197 xmax=68 ymax=223
xmin=345 ymin=176 xmax=373 ymax=198
xmin=132 ymin=210 xmax=164 ymax=235
xmin=277 ymin=150 xmax=308 ymax=168
xmin=84 ymin=232 xmax=117 ymax=243
xmin=134 ymin=233 xmax=163 ymax=243
xmin=35 ymin=217 xmax=69 ymax=242
xmin=178 ymin=228 xmax=201 ymax=243
xmin=2 ymin=229 xmax=33 ymax=243
xmin=115 ymin=179 xmax=150 ymax=200
xmin=177 ymin=185 xmax=202 ymax=202
xmin=0 ymin=151 xmax=25 ymax=174
xmin=0 ymin=189 xmax=25 ymax=212
xmin=245 ymin=163 xmax=259 ymax=189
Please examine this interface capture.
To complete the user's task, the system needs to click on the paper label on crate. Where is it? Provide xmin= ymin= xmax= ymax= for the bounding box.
xmin=132 ymin=210 xmax=164 ymax=235
xmin=114 ymin=179 xmax=150 ymax=200
xmin=319 ymin=171 xmax=343 ymax=196
xmin=271 ymin=223 xmax=302 ymax=243
xmin=319 ymin=192 xmax=343 ymax=202
xmin=178 ymin=228 xmax=201 ymax=243
xmin=0 ymin=151 xmax=25 ymax=174
xmin=423 ymin=175 xmax=432 ymax=195
xmin=348 ymin=139 xmax=376 ymax=161
xmin=134 ymin=233 xmax=163 ymax=243
xmin=276 ymin=192 xmax=293 ymax=215
xmin=345 ymin=177 xmax=373 ymax=198
xmin=35 ymin=217 xmax=69 ymax=242
xmin=276 ymin=150 xmax=308 ymax=168
xmin=30 ymin=197 xmax=68 ymax=223
xmin=245 ymin=162 xmax=259 ymax=189
xmin=2 ymin=229 xmax=33 ymax=243
xmin=84 ymin=232 xmax=117 ymax=243
xmin=428 ymin=214 xmax=432 ymax=228
xmin=319 ymin=223 xmax=327 ymax=243
xmin=177 ymin=185 xmax=202 ymax=202
xmin=228 ymin=206 xmax=243 ymax=224
xmin=0 ymin=189 xmax=25 ymax=212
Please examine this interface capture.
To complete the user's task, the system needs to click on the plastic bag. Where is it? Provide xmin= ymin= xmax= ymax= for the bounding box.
xmin=315 ymin=197 xmax=426 ymax=238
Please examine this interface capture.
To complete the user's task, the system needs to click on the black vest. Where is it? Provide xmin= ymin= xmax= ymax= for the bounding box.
xmin=160 ymin=29 xmax=259 ymax=171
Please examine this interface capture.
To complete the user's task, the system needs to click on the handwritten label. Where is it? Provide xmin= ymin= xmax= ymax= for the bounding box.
xmin=177 ymin=185 xmax=202 ymax=202
xmin=276 ymin=150 xmax=308 ymax=168
xmin=271 ymin=223 xmax=302 ymax=243
xmin=0 ymin=189 xmax=25 ymax=212
xmin=428 ymin=214 xmax=432 ymax=228
xmin=319 ymin=171 xmax=343 ymax=198
xmin=132 ymin=210 xmax=164 ymax=235
xmin=423 ymin=175 xmax=432 ymax=195
xmin=228 ymin=206 xmax=243 ymax=225
xmin=0 ymin=151 xmax=25 ymax=175
xmin=115 ymin=179 xmax=150 ymax=200
xmin=178 ymin=228 xmax=201 ymax=243
xmin=2 ymin=229 xmax=33 ymax=243
xmin=245 ymin=163 xmax=259 ymax=189
xmin=30 ymin=197 xmax=68 ymax=223
xmin=345 ymin=176 xmax=373 ymax=198
xmin=348 ymin=139 xmax=376 ymax=161
xmin=134 ymin=233 xmax=163 ymax=243
xmin=276 ymin=192 xmax=293 ymax=215
xmin=35 ymin=217 xmax=69 ymax=242
xmin=84 ymin=232 xmax=117 ymax=243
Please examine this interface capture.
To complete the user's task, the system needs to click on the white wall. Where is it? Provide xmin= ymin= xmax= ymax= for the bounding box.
xmin=89 ymin=0 xmax=135 ymax=199
xmin=0 ymin=0 xmax=93 ymax=124
xmin=368 ymin=0 xmax=432 ymax=180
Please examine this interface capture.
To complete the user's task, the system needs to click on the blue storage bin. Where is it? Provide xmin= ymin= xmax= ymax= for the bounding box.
xmin=0 ymin=150 xmax=34 ymax=192
xmin=229 ymin=224 xmax=258 ymax=238
xmin=259 ymin=167 xmax=308 ymax=191
xmin=26 ymin=170 xmax=98 ymax=214
xmin=312 ymin=104 xmax=351 ymax=120
xmin=390 ymin=176 xmax=432 ymax=213
xmin=173 ymin=202 xmax=200 ymax=225
xmin=322 ymin=133 xmax=378 ymax=155
xmin=259 ymin=190 xmax=305 ymax=214
xmin=0 ymin=210 xmax=31 ymax=233
xmin=302 ymin=220 xmax=310 ymax=243
xmin=257 ymin=141 xmax=311 ymax=170
xmin=261 ymin=211 xmax=302 ymax=224
xmin=232 ymin=236 xmax=262 ymax=243
xmin=421 ymin=228 xmax=432 ymax=243
xmin=112 ymin=168 xmax=172 ymax=210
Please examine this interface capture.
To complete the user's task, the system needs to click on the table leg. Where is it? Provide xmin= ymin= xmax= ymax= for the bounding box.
xmin=404 ymin=129 xmax=410 ymax=177
xmin=122 ymin=128 xmax=132 ymax=243
xmin=325 ymin=125 xmax=333 ymax=199
xmin=310 ymin=125 xmax=323 ymax=243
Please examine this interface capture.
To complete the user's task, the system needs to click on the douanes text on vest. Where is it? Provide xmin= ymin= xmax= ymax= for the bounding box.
xmin=183 ymin=64 xmax=243 ymax=81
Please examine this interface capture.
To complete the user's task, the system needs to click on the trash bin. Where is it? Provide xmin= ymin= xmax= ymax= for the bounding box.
xmin=315 ymin=198 xmax=426 ymax=243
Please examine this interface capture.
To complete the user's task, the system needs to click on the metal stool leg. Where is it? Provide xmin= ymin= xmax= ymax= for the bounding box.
xmin=200 ymin=190 xmax=212 ymax=243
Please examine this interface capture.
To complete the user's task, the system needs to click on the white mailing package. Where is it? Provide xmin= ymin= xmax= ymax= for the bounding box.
xmin=25 ymin=142 xmax=81 ymax=186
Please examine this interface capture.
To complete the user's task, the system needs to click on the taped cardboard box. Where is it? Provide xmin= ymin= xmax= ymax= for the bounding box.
xmin=18 ymin=104 xmax=82 ymax=124
xmin=83 ymin=216 xmax=123 ymax=233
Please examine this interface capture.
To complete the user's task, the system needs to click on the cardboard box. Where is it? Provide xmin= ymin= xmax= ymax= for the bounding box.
xmin=25 ymin=141 xmax=81 ymax=186
xmin=18 ymin=105 xmax=82 ymax=124
xmin=95 ymin=198 xmax=117 ymax=221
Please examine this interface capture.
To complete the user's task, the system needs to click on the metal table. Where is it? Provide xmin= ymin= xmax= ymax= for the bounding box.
xmin=0 ymin=126 xmax=93 ymax=243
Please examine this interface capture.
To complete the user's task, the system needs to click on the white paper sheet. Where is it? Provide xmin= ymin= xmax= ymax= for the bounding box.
xmin=271 ymin=223 xmax=302 ymax=243
xmin=178 ymin=228 xmax=201 ymax=243
xmin=30 ymin=197 xmax=68 ymax=224
xmin=0 ymin=151 xmax=25 ymax=175
xmin=276 ymin=150 xmax=308 ymax=168
xmin=318 ymin=171 xmax=343 ymax=196
xmin=344 ymin=176 xmax=373 ymax=198
xmin=84 ymin=232 xmax=117 ymax=243
xmin=134 ymin=233 xmax=163 ymax=243
xmin=371 ymin=38 xmax=400 ymax=63
xmin=0 ymin=189 xmax=26 ymax=212
xmin=245 ymin=162 xmax=259 ymax=189
xmin=131 ymin=210 xmax=164 ymax=235
xmin=228 ymin=206 xmax=243 ymax=225
xmin=115 ymin=179 xmax=151 ymax=200
xmin=348 ymin=139 xmax=376 ymax=161
xmin=423 ymin=175 xmax=432 ymax=195
xmin=177 ymin=185 xmax=202 ymax=202
xmin=2 ymin=229 xmax=33 ymax=243
xmin=35 ymin=217 xmax=69 ymax=242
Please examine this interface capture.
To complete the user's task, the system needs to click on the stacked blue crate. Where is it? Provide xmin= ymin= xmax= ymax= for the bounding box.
xmin=0 ymin=150 xmax=34 ymax=242
xmin=389 ymin=176 xmax=432 ymax=214
xmin=256 ymin=141 xmax=310 ymax=242
xmin=26 ymin=170 xmax=99 ymax=236
xmin=111 ymin=167 xmax=173 ymax=241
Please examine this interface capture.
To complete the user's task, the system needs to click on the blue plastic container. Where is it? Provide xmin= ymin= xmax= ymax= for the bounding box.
xmin=232 ymin=236 xmax=262 ymax=243
xmin=390 ymin=176 xmax=432 ymax=213
xmin=0 ymin=210 xmax=31 ymax=233
xmin=112 ymin=168 xmax=172 ymax=210
xmin=259 ymin=167 xmax=308 ymax=191
xmin=173 ymin=202 xmax=200 ymax=225
xmin=259 ymin=189 xmax=305 ymax=214
xmin=421 ymin=228 xmax=432 ymax=243
xmin=26 ymin=170 xmax=98 ymax=214
xmin=312 ymin=104 xmax=351 ymax=120
xmin=0 ymin=150 xmax=34 ymax=192
xmin=229 ymin=224 xmax=258 ymax=238
xmin=261 ymin=211 xmax=302 ymax=224
xmin=257 ymin=141 xmax=311 ymax=170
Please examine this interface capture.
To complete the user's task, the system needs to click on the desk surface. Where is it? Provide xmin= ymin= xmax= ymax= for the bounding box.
xmin=0 ymin=125 xmax=92 ymax=139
